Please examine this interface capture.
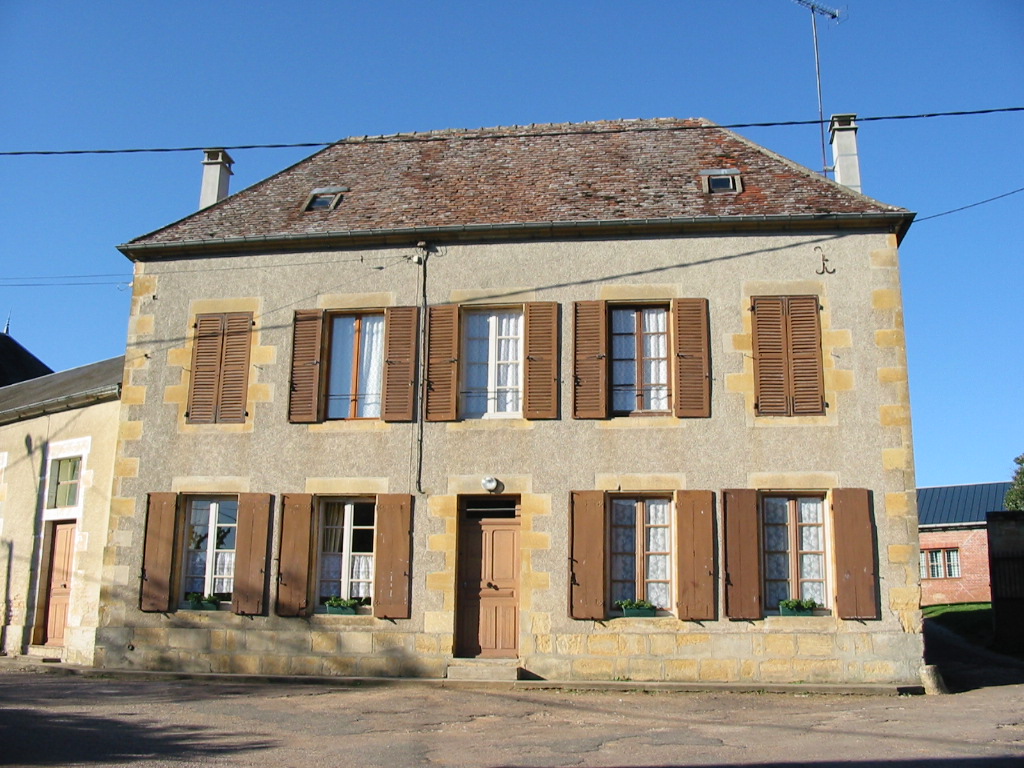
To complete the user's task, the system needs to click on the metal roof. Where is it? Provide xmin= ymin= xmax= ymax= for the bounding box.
xmin=0 ymin=356 xmax=123 ymax=425
xmin=916 ymin=482 xmax=1012 ymax=526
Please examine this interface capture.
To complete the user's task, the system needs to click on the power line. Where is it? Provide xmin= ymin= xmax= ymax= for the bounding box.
xmin=915 ymin=185 xmax=1024 ymax=223
xmin=1 ymin=107 xmax=1022 ymax=157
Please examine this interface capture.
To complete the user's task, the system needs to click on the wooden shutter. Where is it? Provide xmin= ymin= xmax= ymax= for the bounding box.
xmin=832 ymin=488 xmax=879 ymax=620
xmin=569 ymin=491 xmax=606 ymax=619
xmin=277 ymin=494 xmax=314 ymax=617
xmin=787 ymin=296 xmax=825 ymax=415
xmin=231 ymin=493 xmax=272 ymax=615
xmin=751 ymin=297 xmax=788 ymax=416
xmin=217 ymin=312 xmax=253 ymax=423
xmin=381 ymin=306 xmax=419 ymax=422
xmin=675 ymin=490 xmax=716 ymax=620
xmin=187 ymin=314 xmax=226 ymax=424
xmin=524 ymin=302 xmax=559 ymax=420
xmin=289 ymin=310 xmax=324 ymax=423
xmin=374 ymin=494 xmax=413 ymax=618
xmin=723 ymin=489 xmax=762 ymax=619
xmin=140 ymin=493 xmax=179 ymax=612
xmin=425 ymin=305 xmax=459 ymax=421
xmin=672 ymin=298 xmax=711 ymax=418
xmin=572 ymin=301 xmax=608 ymax=419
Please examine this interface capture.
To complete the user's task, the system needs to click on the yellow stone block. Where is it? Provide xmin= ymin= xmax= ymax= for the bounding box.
xmin=759 ymin=658 xmax=795 ymax=682
xmin=520 ymin=531 xmax=551 ymax=550
xmin=730 ymin=333 xmax=753 ymax=353
xmin=823 ymin=329 xmax=853 ymax=348
xmin=878 ymin=367 xmax=908 ymax=384
xmin=131 ymin=314 xmax=155 ymax=336
xmin=739 ymin=660 xmax=757 ymax=680
xmin=109 ymin=497 xmax=137 ymax=518
xmin=664 ymin=659 xmax=700 ymax=681
xmin=311 ymin=632 xmax=339 ymax=654
xmin=677 ymin=633 xmax=711 ymax=649
xmin=521 ymin=572 xmax=550 ymax=590
xmin=531 ymin=612 xmax=551 ymax=636
xmin=535 ymin=633 xmax=553 ymax=654
xmin=888 ymin=544 xmax=912 ymax=564
xmin=699 ymin=659 xmax=738 ymax=682
xmin=249 ymin=383 xmax=272 ymax=402
xmin=875 ymin=329 xmax=905 ymax=348
xmin=628 ymin=659 xmax=663 ymax=681
xmin=231 ymin=654 xmax=262 ymax=675
xmin=556 ymin=634 xmax=586 ymax=656
xmin=725 ymin=371 xmax=754 ymax=393
xmin=132 ymin=274 xmax=157 ymax=296
xmin=118 ymin=421 xmax=143 ymax=441
xmin=763 ymin=634 xmax=797 ymax=657
xmin=427 ymin=533 xmax=456 ymax=552
xmin=870 ymin=248 xmax=898 ymax=268
xmin=588 ymin=634 xmax=619 ymax=656
xmin=649 ymin=634 xmax=677 ymax=656
xmin=888 ymin=586 xmax=920 ymax=612
xmin=573 ymin=658 xmax=615 ymax=679
xmin=596 ymin=473 xmax=685 ymax=491
xmin=619 ymin=634 xmax=646 ymax=656
xmin=167 ymin=348 xmax=191 ymax=366
xmin=121 ymin=385 xmax=147 ymax=405
xmin=797 ymin=634 xmax=834 ymax=657
xmin=826 ymin=368 xmax=855 ymax=391
xmin=883 ymin=448 xmax=909 ymax=471
xmin=872 ymin=289 xmax=900 ymax=311
xmin=863 ymin=661 xmax=897 ymax=681
xmin=114 ymin=458 xmax=140 ymax=479
xmin=880 ymin=405 xmax=910 ymax=427
xmin=414 ymin=633 xmax=439 ymax=656
xmin=322 ymin=657 xmax=358 ymax=677
xmin=885 ymin=492 xmax=911 ymax=517
xmin=423 ymin=611 xmax=452 ymax=635
xmin=793 ymin=659 xmax=841 ymax=681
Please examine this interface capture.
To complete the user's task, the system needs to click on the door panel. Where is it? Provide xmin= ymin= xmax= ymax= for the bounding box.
xmin=44 ymin=522 xmax=75 ymax=647
xmin=457 ymin=512 xmax=520 ymax=658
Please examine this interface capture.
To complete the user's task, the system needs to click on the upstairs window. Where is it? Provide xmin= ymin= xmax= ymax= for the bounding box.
xmin=326 ymin=313 xmax=385 ymax=419
xmin=187 ymin=312 xmax=253 ymax=424
xmin=462 ymin=309 xmax=524 ymax=418
xmin=751 ymin=295 xmax=825 ymax=416
xmin=47 ymin=456 xmax=82 ymax=508
xmin=610 ymin=306 xmax=670 ymax=414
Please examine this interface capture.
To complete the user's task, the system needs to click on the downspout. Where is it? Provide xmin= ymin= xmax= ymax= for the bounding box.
xmin=413 ymin=242 xmax=430 ymax=495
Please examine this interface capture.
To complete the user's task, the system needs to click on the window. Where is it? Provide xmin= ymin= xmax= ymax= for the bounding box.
xmin=317 ymin=499 xmax=375 ymax=608
xmin=425 ymin=302 xmax=558 ymax=422
xmin=701 ymin=169 xmax=743 ymax=194
xmin=47 ymin=457 xmax=81 ymax=508
xmin=573 ymin=299 xmax=710 ymax=419
xmin=289 ymin=306 xmax=418 ymax=423
xmin=302 ymin=186 xmax=348 ymax=211
xmin=609 ymin=497 xmax=672 ymax=609
xmin=920 ymin=548 xmax=961 ymax=579
xmin=182 ymin=498 xmax=238 ymax=602
xmin=762 ymin=495 xmax=827 ymax=611
xmin=187 ymin=312 xmax=253 ymax=424
xmin=751 ymin=295 xmax=825 ymax=416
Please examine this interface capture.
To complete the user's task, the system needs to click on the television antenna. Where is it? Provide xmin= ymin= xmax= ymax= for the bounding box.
xmin=793 ymin=0 xmax=842 ymax=176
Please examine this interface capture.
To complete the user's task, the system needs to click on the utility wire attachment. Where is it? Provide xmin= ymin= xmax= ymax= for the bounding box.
xmin=793 ymin=0 xmax=842 ymax=176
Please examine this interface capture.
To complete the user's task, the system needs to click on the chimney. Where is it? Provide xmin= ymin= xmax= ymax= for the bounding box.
xmin=829 ymin=114 xmax=862 ymax=194
xmin=199 ymin=148 xmax=234 ymax=209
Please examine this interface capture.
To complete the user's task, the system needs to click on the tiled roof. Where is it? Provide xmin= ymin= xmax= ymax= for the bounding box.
xmin=125 ymin=118 xmax=911 ymax=253
xmin=917 ymin=483 xmax=1013 ymax=526
xmin=0 ymin=356 xmax=123 ymax=425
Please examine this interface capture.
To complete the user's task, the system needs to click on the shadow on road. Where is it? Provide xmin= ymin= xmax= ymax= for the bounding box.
xmin=493 ymin=763 xmax=1024 ymax=768
xmin=924 ymin=620 xmax=1024 ymax=692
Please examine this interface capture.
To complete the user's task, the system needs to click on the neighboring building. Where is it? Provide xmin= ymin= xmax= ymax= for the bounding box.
xmin=95 ymin=117 xmax=922 ymax=684
xmin=917 ymin=482 xmax=1011 ymax=606
xmin=0 ymin=356 xmax=123 ymax=664
xmin=0 ymin=331 xmax=53 ymax=387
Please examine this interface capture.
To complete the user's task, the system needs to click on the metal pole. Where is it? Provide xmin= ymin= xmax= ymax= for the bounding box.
xmin=810 ymin=9 xmax=828 ymax=176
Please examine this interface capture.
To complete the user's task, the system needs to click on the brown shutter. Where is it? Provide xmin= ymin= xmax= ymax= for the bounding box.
xmin=752 ymin=297 xmax=788 ymax=416
xmin=277 ymin=494 xmax=314 ymax=617
xmin=232 ymin=493 xmax=272 ymax=615
xmin=140 ymin=493 xmax=179 ymax=612
xmin=425 ymin=305 xmax=459 ymax=421
xmin=289 ymin=310 xmax=324 ymax=423
xmin=723 ymin=489 xmax=762 ymax=619
xmin=675 ymin=490 xmax=716 ymax=620
xmin=787 ymin=296 xmax=825 ymax=415
xmin=381 ymin=306 xmax=419 ymax=422
xmin=569 ymin=491 xmax=606 ymax=619
xmin=524 ymin=302 xmax=559 ymax=420
xmin=374 ymin=494 xmax=413 ymax=619
xmin=672 ymin=298 xmax=711 ymax=418
xmin=832 ymin=488 xmax=879 ymax=620
xmin=187 ymin=314 xmax=225 ymax=424
xmin=217 ymin=312 xmax=253 ymax=423
xmin=572 ymin=301 xmax=608 ymax=419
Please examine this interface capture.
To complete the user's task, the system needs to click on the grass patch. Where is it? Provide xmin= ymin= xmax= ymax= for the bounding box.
xmin=923 ymin=603 xmax=994 ymax=647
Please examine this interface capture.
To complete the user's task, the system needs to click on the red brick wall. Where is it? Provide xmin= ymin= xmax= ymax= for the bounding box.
xmin=919 ymin=526 xmax=991 ymax=606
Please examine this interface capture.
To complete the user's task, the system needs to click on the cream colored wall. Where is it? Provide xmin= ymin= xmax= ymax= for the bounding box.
xmin=98 ymin=230 xmax=921 ymax=683
xmin=0 ymin=398 xmax=120 ymax=663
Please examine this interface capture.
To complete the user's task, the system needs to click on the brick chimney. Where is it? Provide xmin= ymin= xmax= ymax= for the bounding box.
xmin=199 ymin=148 xmax=234 ymax=209
xmin=829 ymin=114 xmax=862 ymax=194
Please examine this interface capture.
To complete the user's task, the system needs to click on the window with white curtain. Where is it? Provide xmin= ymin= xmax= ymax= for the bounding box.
xmin=921 ymin=548 xmax=961 ymax=579
xmin=183 ymin=497 xmax=237 ymax=602
xmin=317 ymin=499 xmax=375 ymax=607
xmin=610 ymin=306 xmax=670 ymax=414
xmin=326 ymin=313 xmax=385 ymax=419
xmin=461 ymin=309 xmax=523 ymax=418
xmin=762 ymin=495 xmax=827 ymax=610
xmin=609 ymin=497 xmax=672 ymax=610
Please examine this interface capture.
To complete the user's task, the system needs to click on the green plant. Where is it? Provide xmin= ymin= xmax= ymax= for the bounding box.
xmin=324 ymin=596 xmax=364 ymax=608
xmin=614 ymin=598 xmax=656 ymax=610
xmin=778 ymin=598 xmax=819 ymax=611
xmin=1006 ymin=452 xmax=1024 ymax=511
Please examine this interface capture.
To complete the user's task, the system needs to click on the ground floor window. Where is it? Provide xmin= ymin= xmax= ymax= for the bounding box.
xmin=920 ymin=548 xmax=961 ymax=579
xmin=317 ymin=499 xmax=376 ymax=607
xmin=762 ymin=495 xmax=827 ymax=610
xmin=609 ymin=496 xmax=672 ymax=609
xmin=183 ymin=497 xmax=237 ymax=602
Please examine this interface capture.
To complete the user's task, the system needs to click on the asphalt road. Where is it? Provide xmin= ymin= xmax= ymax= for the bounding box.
xmin=1 ymin=668 xmax=1023 ymax=768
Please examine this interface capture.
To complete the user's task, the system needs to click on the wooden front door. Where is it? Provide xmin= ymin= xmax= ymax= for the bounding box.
xmin=44 ymin=522 xmax=76 ymax=646
xmin=456 ymin=499 xmax=520 ymax=658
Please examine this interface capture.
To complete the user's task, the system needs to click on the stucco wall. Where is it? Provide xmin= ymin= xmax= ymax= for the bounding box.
xmin=97 ymin=230 xmax=922 ymax=683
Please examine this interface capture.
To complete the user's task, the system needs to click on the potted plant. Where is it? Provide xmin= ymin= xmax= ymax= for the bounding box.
xmin=614 ymin=598 xmax=657 ymax=617
xmin=778 ymin=598 xmax=819 ymax=616
xmin=186 ymin=592 xmax=220 ymax=610
xmin=324 ymin=596 xmax=363 ymax=615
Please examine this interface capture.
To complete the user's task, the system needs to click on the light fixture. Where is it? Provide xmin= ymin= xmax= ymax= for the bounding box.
xmin=481 ymin=476 xmax=500 ymax=492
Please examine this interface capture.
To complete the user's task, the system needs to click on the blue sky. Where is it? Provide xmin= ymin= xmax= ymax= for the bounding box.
xmin=1 ymin=1 xmax=1021 ymax=487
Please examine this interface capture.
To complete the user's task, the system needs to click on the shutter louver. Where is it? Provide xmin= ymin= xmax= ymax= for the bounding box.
xmin=289 ymin=310 xmax=324 ymax=423
xmin=425 ymin=305 xmax=459 ymax=421
xmin=524 ymin=302 xmax=559 ymax=420
xmin=752 ymin=297 xmax=788 ymax=416
xmin=675 ymin=490 xmax=716 ymax=620
xmin=187 ymin=315 xmax=225 ymax=424
xmin=382 ymin=306 xmax=419 ymax=422
xmin=672 ymin=298 xmax=711 ymax=418
xmin=723 ymin=489 xmax=762 ymax=619
xmin=140 ymin=493 xmax=179 ymax=613
xmin=374 ymin=494 xmax=413 ymax=619
xmin=277 ymin=494 xmax=314 ymax=617
xmin=569 ymin=491 xmax=606 ymax=619
xmin=232 ymin=493 xmax=272 ymax=615
xmin=572 ymin=301 xmax=608 ymax=419
xmin=217 ymin=312 xmax=253 ymax=423
xmin=832 ymin=488 xmax=879 ymax=620
xmin=787 ymin=296 xmax=826 ymax=415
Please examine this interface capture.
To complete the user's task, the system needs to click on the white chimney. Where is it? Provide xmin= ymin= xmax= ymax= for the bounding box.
xmin=829 ymin=114 xmax=862 ymax=194
xmin=199 ymin=148 xmax=234 ymax=209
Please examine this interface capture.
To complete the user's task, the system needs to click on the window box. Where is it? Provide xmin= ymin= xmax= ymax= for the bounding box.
xmin=325 ymin=605 xmax=357 ymax=615
xmin=777 ymin=598 xmax=820 ymax=616
xmin=186 ymin=593 xmax=220 ymax=611
xmin=614 ymin=599 xmax=657 ymax=618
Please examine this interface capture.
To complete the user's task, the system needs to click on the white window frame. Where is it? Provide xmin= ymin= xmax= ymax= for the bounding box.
xmin=316 ymin=498 xmax=376 ymax=609
xmin=41 ymin=437 xmax=91 ymax=522
xmin=461 ymin=308 xmax=524 ymax=419
xmin=761 ymin=494 xmax=831 ymax=611
xmin=608 ymin=496 xmax=674 ymax=611
xmin=181 ymin=496 xmax=238 ymax=604
xmin=921 ymin=548 xmax=961 ymax=580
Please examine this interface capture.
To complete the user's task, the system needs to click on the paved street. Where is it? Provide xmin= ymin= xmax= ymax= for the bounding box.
xmin=1 ymin=667 xmax=1023 ymax=768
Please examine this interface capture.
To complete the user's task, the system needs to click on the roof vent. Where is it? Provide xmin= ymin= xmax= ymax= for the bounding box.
xmin=700 ymin=168 xmax=743 ymax=194
xmin=303 ymin=186 xmax=349 ymax=211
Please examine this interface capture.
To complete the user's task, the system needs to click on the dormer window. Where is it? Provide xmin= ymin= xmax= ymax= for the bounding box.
xmin=701 ymin=169 xmax=742 ymax=194
xmin=302 ymin=186 xmax=349 ymax=211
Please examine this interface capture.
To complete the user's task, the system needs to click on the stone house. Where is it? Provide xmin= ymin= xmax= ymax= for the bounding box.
xmin=96 ymin=116 xmax=923 ymax=684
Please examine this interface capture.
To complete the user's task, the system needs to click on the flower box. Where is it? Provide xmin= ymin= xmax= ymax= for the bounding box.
xmin=778 ymin=605 xmax=813 ymax=616
xmin=325 ymin=605 xmax=357 ymax=615
xmin=620 ymin=607 xmax=657 ymax=618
